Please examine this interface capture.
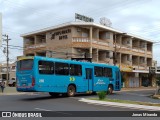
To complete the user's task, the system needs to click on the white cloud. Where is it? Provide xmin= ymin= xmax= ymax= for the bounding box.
xmin=0 ymin=0 xmax=160 ymax=65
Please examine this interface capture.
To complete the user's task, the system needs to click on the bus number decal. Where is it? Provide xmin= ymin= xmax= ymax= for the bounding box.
xmin=39 ymin=79 xmax=44 ymax=83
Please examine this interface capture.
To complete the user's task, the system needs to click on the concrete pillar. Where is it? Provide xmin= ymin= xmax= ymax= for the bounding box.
xmin=89 ymin=27 xmax=93 ymax=58
xmin=34 ymin=35 xmax=37 ymax=44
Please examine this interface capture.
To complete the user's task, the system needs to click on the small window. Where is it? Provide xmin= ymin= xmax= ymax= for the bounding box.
xmin=70 ymin=64 xmax=82 ymax=76
xmin=55 ymin=62 xmax=69 ymax=75
xmin=94 ymin=67 xmax=103 ymax=77
xmin=39 ymin=61 xmax=54 ymax=74
xmin=106 ymin=52 xmax=110 ymax=58
xmin=104 ymin=67 xmax=112 ymax=78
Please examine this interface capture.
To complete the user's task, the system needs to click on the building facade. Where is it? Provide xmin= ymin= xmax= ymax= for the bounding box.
xmin=0 ymin=62 xmax=16 ymax=85
xmin=22 ymin=22 xmax=154 ymax=88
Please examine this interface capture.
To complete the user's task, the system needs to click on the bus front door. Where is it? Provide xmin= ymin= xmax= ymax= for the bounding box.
xmin=85 ymin=68 xmax=93 ymax=92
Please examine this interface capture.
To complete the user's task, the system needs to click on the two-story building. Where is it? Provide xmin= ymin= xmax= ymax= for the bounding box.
xmin=21 ymin=21 xmax=155 ymax=88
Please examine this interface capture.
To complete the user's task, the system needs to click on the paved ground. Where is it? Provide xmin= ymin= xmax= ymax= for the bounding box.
xmin=0 ymin=87 xmax=159 ymax=119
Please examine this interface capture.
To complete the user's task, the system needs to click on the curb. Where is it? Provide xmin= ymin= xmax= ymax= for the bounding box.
xmin=79 ymin=98 xmax=160 ymax=111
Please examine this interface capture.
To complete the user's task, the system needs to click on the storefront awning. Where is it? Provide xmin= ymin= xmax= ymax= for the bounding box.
xmin=120 ymin=65 xmax=133 ymax=72
xmin=132 ymin=70 xmax=149 ymax=73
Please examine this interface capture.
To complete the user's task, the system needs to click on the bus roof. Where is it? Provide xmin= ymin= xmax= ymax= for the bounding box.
xmin=17 ymin=56 xmax=34 ymax=61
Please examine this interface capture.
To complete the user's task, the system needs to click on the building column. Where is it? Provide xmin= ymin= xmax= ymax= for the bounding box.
xmin=89 ymin=27 xmax=93 ymax=58
xmin=97 ymin=49 xmax=99 ymax=62
xmin=34 ymin=35 xmax=37 ymax=44
xmin=129 ymin=54 xmax=132 ymax=66
xmin=120 ymin=53 xmax=122 ymax=67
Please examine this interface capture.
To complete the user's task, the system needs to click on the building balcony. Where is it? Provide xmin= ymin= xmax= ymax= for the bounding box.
xmin=92 ymin=39 xmax=110 ymax=49
xmin=118 ymin=45 xmax=132 ymax=54
xmin=72 ymin=37 xmax=90 ymax=48
xmin=25 ymin=43 xmax=46 ymax=50
xmin=146 ymin=51 xmax=152 ymax=58
xmin=139 ymin=63 xmax=147 ymax=70
xmin=132 ymin=64 xmax=139 ymax=70
xmin=72 ymin=37 xmax=110 ymax=49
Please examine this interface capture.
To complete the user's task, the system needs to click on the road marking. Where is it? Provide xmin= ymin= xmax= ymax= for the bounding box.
xmin=35 ymin=108 xmax=52 ymax=111
xmin=80 ymin=98 xmax=160 ymax=111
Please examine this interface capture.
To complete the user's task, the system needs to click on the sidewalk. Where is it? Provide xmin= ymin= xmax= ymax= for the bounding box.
xmin=0 ymin=87 xmax=25 ymax=95
xmin=79 ymin=87 xmax=160 ymax=111
xmin=79 ymin=98 xmax=160 ymax=111
xmin=121 ymin=86 xmax=157 ymax=91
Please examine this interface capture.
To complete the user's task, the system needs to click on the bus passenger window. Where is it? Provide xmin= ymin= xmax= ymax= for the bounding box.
xmin=70 ymin=64 xmax=82 ymax=76
xmin=104 ymin=67 xmax=112 ymax=78
xmin=94 ymin=67 xmax=103 ymax=77
xmin=38 ymin=61 xmax=54 ymax=74
xmin=55 ymin=62 xmax=69 ymax=75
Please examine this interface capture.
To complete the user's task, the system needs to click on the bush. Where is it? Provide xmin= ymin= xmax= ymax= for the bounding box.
xmin=97 ymin=91 xmax=106 ymax=100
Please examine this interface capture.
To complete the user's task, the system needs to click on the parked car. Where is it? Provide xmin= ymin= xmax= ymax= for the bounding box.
xmin=8 ymin=77 xmax=16 ymax=87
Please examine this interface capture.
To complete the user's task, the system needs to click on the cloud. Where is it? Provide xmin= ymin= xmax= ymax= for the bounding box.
xmin=1 ymin=0 xmax=160 ymax=65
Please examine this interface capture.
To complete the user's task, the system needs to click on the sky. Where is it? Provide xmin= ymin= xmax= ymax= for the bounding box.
xmin=0 ymin=0 xmax=160 ymax=65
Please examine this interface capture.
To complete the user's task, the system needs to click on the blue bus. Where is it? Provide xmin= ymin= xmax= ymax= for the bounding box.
xmin=16 ymin=56 xmax=121 ymax=97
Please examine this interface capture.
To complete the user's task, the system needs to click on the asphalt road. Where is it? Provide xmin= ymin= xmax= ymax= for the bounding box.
xmin=0 ymin=89 xmax=158 ymax=111
xmin=0 ymin=93 xmax=139 ymax=111
xmin=0 ymin=89 xmax=159 ymax=120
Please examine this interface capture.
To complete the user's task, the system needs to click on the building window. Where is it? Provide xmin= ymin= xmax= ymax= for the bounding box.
xmin=106 ymin=52 xmax=110 ymax=58
xmin=104 ymin=67 xmax=112 ymax=78
xmin=70 ymin=64 xmax=82 ymax=76
xmin=38 ymin=61 xmax=54 ymax=74
xmin=55 ymin=62 xmax=69 ymax=75
xmin=94 ymin=66 xmax=103 ymax=77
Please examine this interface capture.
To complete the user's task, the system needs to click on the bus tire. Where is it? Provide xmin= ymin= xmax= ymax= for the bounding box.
xmin=107 ymin=85 xmax=113 ymax=95
xmin=67 ymin=85 xmax=76 ymax=97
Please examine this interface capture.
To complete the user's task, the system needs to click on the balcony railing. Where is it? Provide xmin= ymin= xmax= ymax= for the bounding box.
xmin=132 ymin=47 xmax=145 ymax=53
xmin=72 ymin=37 xmax=90 ymax=42
xmin=72 ymin=37 xmax=109 ymax=46
xmin=25 ymin=43 xmax=46 ymax=49
xmin=93 ymin=39 xmax=109 ymax=46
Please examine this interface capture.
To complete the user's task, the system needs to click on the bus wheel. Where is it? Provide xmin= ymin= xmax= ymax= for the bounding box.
xmin=107 ymin=85 xmax=113 ymax=95
xmin=67 ymin=85 xmax=75 ymax=97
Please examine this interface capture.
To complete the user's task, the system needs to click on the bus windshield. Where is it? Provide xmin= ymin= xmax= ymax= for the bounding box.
xmin=17 ymin=59 xmax=33 ymax=70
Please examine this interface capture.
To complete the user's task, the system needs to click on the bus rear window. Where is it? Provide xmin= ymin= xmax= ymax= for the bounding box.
xmin=17 ymin=59 xmax=33 ymax=70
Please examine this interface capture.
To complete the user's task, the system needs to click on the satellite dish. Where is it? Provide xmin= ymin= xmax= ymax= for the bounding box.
xmin=100 ymin=17 xmax=112 ymax=27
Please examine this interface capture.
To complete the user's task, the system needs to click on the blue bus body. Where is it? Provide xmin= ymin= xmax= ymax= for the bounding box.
xmin=16 ymin=56 xmax=121 ymax=96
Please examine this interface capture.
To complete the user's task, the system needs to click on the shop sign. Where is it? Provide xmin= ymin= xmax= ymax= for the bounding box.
xmin=51 ymin=29 xmax=71 ymax=40
xmin=75 ymin=13 xmax=94 ymax=22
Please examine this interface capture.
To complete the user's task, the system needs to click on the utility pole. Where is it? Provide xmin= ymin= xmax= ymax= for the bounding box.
xmin=3 ymin=34 xmax=11 ymax=85
xmin=113 ymin=33 xmax=117 ymax=66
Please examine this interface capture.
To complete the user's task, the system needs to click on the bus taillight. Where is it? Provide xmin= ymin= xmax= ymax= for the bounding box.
xmin=32 ymin=77 xmax=35 ymax=86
